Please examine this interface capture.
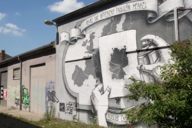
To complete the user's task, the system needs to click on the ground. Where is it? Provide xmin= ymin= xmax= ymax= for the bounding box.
xmin=0 ymin=113 xmax=40 ymax=128
xmin=0 ymin=107 xmax=101 ymax=128
xmin=0 ymin=114 xmax=101 ymax=128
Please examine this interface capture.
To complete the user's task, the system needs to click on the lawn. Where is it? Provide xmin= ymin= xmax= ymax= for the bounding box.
xmin=35 ymin=119 xmax=101 ymax=128
xmin=0 ymin=113 xmax=101 ymax=128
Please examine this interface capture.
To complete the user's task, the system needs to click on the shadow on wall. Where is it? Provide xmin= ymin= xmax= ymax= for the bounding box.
xmin=0 ymin=113 xmax=40 ymax=128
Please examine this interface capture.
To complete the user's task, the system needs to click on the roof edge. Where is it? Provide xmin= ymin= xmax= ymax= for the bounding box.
xmin=53 ymin=0 xmax=129 ymax=26
xmin=0 ymin=41 xmax=56 ymax=67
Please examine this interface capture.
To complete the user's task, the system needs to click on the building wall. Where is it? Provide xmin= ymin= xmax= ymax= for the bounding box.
xmin=56 ymin=0 xmax=192 ymax=127
xmin=6 ymin=54 xmax=56 ymax=114
xmin=7 ymin=63 xmax=20 ymax=109
xmin=0 ymin=67 xmax=8 ymax=106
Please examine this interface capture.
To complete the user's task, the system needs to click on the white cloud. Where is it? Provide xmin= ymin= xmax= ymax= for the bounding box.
xmin=48 ymin=0 xmax=85 ymax=14
xmin=0 ymin=12 xmax=6 ymax=21
xmin=0 ymin=23 xmax=26 ymax=36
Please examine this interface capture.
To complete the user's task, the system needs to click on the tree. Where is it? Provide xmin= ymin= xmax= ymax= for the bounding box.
xmin=127 ymin=40 xmax=192 ymax=128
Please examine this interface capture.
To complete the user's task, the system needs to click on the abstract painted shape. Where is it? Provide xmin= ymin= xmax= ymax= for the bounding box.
xmin=101 ymin=16 xmax=122 ymax=36
xmin=72 ymin=60 xmax=96 ymax=87
xmin=82 ymin=32 xmax=96 ymax=54
xmin=72 ymin=65 xmax=88 ymax=87
xmin=92 ymin=49 xmax=103 ymax=82
xmin=84 ymin=59 xmax=96 ymax=77
xmin=109 ymin=47 xmax=128 ymax=79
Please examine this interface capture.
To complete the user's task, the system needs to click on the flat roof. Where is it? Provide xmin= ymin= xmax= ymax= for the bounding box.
xmin=0 ymin=42 xmax=55 ymax=68
xmin=53 ymin=0 xmax=129 ymax=26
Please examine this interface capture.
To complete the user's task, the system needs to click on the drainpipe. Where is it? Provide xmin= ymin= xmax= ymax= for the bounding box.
xmin=174 ymin=8 xmax=180 ymax=42
xmin=18 ymin=56 xmax=23 ymax=111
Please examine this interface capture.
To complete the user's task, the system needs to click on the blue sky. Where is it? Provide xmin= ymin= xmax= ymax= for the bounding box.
xmin=0 ymin=0 xmax=96 ymax=56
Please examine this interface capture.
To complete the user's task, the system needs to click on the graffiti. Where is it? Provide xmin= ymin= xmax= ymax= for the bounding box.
xmin=22 ymin=86 xmax=30 ymax=108
xmin=59 ymin=103 xmax=65 ymax=112
xmin=46 ymin=81 xmax=58 ymax=117
xmin=46 ymin=81 xmax=59 ymax=103
xmin=13 ymin=86 xmax=30 ymax=108
xmin=15 ymin=97 xmax=20 ymax=106
xmin=3 ymin=89 xmax=7 ymax=101
xmin=47 ymin=90 xmax=59 ymax=103
xmin=65 ymin=102 xmax=75 ymax=115
xmin=59 ymin=102 xmax=75 ymax=115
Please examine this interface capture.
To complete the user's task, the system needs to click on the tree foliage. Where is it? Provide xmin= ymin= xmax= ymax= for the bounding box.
xmin=127 ymin=40 xmax=192 ymax=128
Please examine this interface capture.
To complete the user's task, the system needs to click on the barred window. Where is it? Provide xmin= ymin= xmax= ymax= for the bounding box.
xmin=13 ymin=68 xmax=20 ymax=80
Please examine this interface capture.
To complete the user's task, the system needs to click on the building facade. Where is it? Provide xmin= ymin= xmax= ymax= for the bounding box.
xmin=0 ymin=42 xmax=56 ymax=115
xmin=0 ymin=50 xmax=11 ymax=106
xmin=54 ymin=0 xmax=192 ymax=127
xmin=0 ymin=0 xmax=192 ymax=127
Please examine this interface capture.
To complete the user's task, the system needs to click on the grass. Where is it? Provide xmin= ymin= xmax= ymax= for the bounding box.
xmin=35 ymin=119 xmax=101 ymax=128
xmin=0 ymin=113 xmax=101 ymax=128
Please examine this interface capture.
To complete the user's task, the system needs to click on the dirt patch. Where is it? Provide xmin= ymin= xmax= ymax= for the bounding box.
xmin=0 ymin=113 xmax=41 ymax=128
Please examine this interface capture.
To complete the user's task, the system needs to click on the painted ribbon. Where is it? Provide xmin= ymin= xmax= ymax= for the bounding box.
xmin=79 ymin=0 xmax=192 ymax=31
xmin=106 ymin=112 xmax=128 ymax=125
xmin=156 ymin=0 xmax=192 ymax=22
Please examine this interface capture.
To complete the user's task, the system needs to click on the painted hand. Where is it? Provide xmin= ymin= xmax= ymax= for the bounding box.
xmin=91 ymin=84 xmax=111 ymax=127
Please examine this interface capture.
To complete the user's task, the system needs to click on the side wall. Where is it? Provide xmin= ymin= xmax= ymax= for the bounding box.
xmin=0 ymin=67 xmax=8 ymax=106
xmin=7 ymin=54 xmax=56 ymax=115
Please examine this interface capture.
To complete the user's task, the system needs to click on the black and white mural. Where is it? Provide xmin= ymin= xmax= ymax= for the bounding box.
xmin=56 ymin=0 xmax=192 ymax=127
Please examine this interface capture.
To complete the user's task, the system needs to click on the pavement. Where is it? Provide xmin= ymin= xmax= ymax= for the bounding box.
xmin=0 ymin=107 xmax=43 ymax=122
xmin=0 ymin=113 xmax=41 ymax=128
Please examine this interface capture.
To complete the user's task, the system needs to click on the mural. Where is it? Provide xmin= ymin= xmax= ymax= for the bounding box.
xmin=3 ymin=89 xmax=7 ymax=101
xmin=59 ymin=102 xmax=76 ymax=115
xmin=46 ymin=81 xmax=58 ymax=114
xmin=57 ymin=0 xmax=192 ymax=127
xmin=138 ymin=35 xmax=172 ymax=83
xmin=22 ymin=86 xmax=30 ymax=109
xmin=14 ymin=86 xmax=30 ymax=109
xmin=13 ymin=86 xmax=20 ymax=108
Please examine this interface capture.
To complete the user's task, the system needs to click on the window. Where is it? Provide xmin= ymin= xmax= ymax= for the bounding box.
xmin=13 ymin=68 xmax=20 ymax=80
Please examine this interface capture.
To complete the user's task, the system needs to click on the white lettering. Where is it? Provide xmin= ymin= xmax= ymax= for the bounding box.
xmin=106 ymin=112 xmax=128 ymax=124
xmin=132 ymin=1 xmax=147 ymax=10
xmin=100 ymin=9 xmax=115 ymax=19
xmin=80 ymin=0 xmax=158 ymax=31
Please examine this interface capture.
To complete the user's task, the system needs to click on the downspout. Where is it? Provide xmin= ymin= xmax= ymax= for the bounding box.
xmin=174 ymin=8 xmax=180 ymax=42
xmin=18 ymin=56 xmax=23 ymax=111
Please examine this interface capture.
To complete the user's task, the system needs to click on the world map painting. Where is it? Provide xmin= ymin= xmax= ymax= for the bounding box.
xmin=72 ymin=60 xmax=95 ymax=87
xmin=110 ymin=47 xmax=128 ymax=80
xmin=99 ymin=30 xmax=137 ymax=98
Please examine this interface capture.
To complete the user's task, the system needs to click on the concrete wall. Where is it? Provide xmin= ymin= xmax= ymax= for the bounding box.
xmin=6 ymin=54 xmax=56 ymax=115
xmin=56 ymin=0 xmax=192 ymax=127
xmin=0 ymin=0 xmax=191 ymax=127
xmin=0 ymin=67 xmax=8 ymax=106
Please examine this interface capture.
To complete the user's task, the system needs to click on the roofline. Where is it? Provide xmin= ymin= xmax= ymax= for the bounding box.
xmin=0 ymin=41 xmax=56 ymax=68
xmin=53 ymin=0 xmax=129 ymax=26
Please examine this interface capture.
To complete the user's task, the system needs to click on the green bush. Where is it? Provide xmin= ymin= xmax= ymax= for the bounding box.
xmin=127 ymin=40 xmax=192 ymax=128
